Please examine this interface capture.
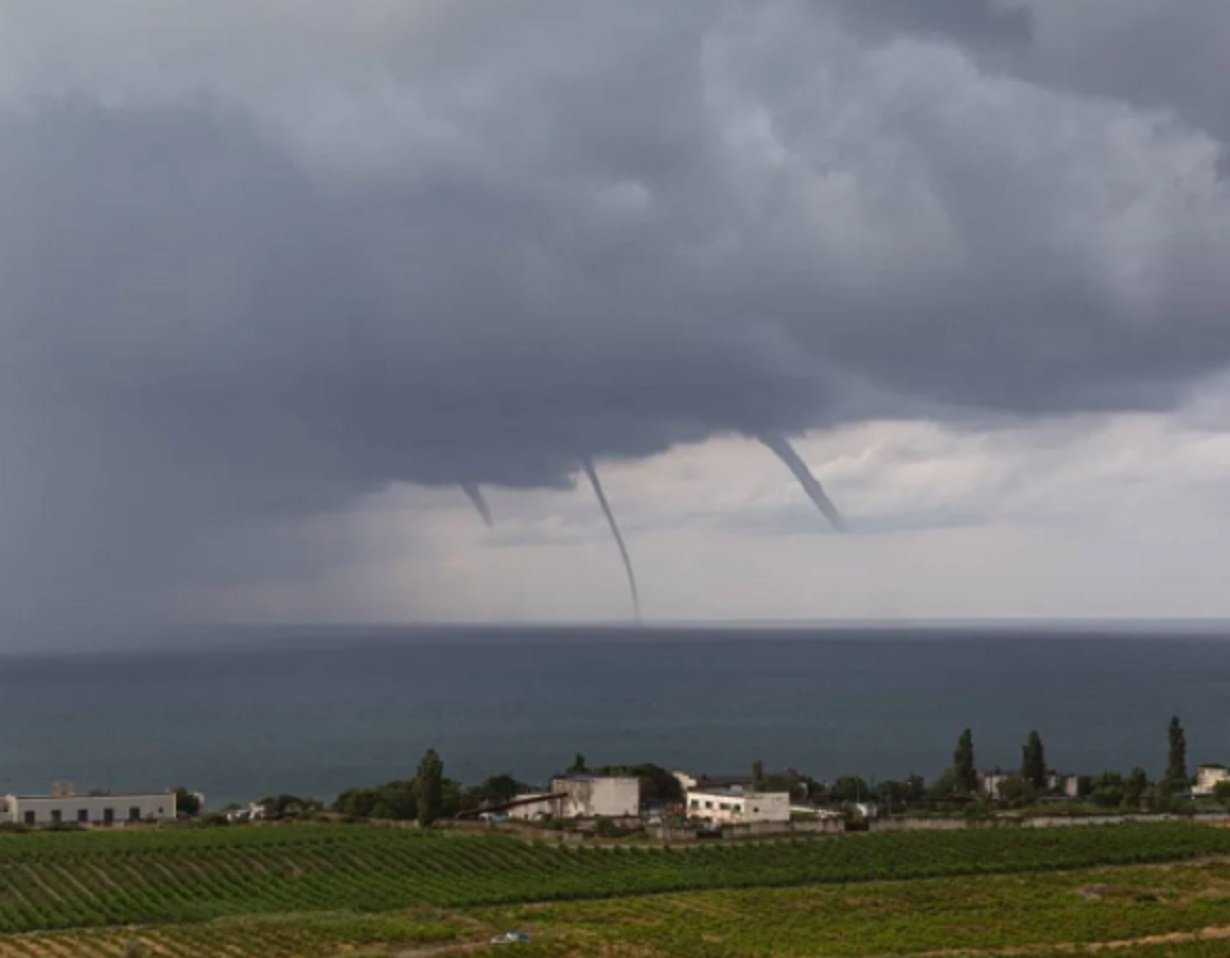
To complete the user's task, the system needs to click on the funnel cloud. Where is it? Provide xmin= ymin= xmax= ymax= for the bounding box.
xmin=759 ymin=434 xmax=846 ymax=532
xmin=1 ymin=0 xmax=1229 ymax=635
xmin=581 ymin=460 xmax=641 ymax=623
xmin=460 ymin=483 xmax=493 ymax=529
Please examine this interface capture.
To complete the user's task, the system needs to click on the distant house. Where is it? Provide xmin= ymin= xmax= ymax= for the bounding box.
xmin=977 ymin=769 xmax=1080 ymax=800
xmin=3 ymin=788 xmax=176 ymax=827
xmin=225 ymin=801 xmax=270 ymax=823
xmin=977 ymin=769 xmax=1013 ymax=800
xmin=686 ymin=785 xmax=790 ymax=824
xmin=1193 ymin=764 xmax=1229 ymax=797
xmin=673 ymin=770 xmax=755 ymax=792
xmin=1047 ymin=773 xmax=1081 ymax=799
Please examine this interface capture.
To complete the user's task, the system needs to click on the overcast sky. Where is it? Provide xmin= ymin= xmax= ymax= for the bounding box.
xmin=3 ymin=0 xmax=1230 ymax=645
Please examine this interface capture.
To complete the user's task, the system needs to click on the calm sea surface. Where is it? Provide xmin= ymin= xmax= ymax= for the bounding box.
xmin=2 ymin=625 xmax=1229 ymax=808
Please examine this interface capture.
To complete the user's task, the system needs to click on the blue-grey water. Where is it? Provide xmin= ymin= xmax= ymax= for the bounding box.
xmin=2 ymin=625 xmax=1229 ymax=808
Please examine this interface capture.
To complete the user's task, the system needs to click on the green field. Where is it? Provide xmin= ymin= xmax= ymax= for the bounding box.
xmin=2 ymin=821 xmax=1230 ymax=956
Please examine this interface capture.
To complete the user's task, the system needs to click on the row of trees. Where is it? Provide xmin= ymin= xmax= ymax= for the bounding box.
xmin=932 ymin=716 xmax=1196 ymax=808
xmin=332 ymin=750 xmax=687 ymax=827
xmin=754 ymin=717 xmax=1201 ymax=813
xmin=260 ymin=716 xmax=1205 ymax=826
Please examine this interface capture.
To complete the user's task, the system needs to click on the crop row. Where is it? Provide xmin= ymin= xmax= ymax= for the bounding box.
xmin=0 ymin=822 xmax=1228 ymax=935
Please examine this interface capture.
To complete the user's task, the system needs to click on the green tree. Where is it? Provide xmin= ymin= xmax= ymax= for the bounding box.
xmin=469 ymin=774 xmax=526 ymax=808
xmin=1124 ymin=767 xmax=1149 ymax=809
xmin=1166 ymin=716 xmax=1189 ymax=791
xmin=1020 ymin=731 xmax=1047 ymax=790
xmin=416 ymin=748 xmax=444 ymax=827
xmin=567 ymin=753 xmax=588 ymax=774
xmin=172 ymin=787 xmax=202 ymax=818
xmin=1212 ymin=780 xmax=1230 ymax=806
xmin=953 ymin=728 xmax=977 ymax=795
xmin=751 ymin=759 xmax=765 ymax=787
xmin=333 ymin=780 xmax=417 ymax=820
xmin=830 ymin=775 xmax=870 ymax=803
xmin=1087 ymin=770 xmax=1125 ymax=808
xmin=995 ymin=774 xmax=1033 ymax=808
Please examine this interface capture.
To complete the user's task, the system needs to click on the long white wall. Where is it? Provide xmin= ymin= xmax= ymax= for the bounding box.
xmin=4 ymin=792 xmax=176 ymax=826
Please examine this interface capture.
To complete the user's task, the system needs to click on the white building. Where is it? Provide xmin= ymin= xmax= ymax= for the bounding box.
xmin=687 ymin=786 xmax=790 ymax=824
xmin=3 ymin=790 xmax=176 ymax=827
xmin=548 ymin=776 xmax=640 ymax=817
xmin=506 ymin=777 xmax=641 ymax=820
xmin=1194 ymin=764 xmax=1230 ymax=797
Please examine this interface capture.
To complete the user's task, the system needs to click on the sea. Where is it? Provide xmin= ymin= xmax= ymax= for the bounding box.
xmin=2 ymin=624 xmax=1229 ymax=809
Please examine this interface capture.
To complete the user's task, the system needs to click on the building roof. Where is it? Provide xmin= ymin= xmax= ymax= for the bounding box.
xmin=6 ymin=791 xmax=173 ymax=800
xmin=687 ymin=786 xmax=788 ymax=799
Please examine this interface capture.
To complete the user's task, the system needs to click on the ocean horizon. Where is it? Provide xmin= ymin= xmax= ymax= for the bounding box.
xmin=3 ymin=623 xmax=1229 ymax=808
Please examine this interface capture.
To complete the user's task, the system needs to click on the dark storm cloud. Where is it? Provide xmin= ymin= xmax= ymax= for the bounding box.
xmin=1 ymin=0 xmax=1229 ymax=630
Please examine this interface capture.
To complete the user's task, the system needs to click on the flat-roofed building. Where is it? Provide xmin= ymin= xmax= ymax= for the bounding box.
xmin=3 ymin=790 xmax=176 ymax=827
xmin=687 ymin=785 xmax=789 ymax=824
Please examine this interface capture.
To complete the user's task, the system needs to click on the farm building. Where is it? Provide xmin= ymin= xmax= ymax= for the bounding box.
xmin=687 ymin=785 xmax=790 ymax=824
xmin=1194 ymin=764 xmax=1229 ymax=797
xmin=507 ymin=776 xmax=641 ymax=819
xmin=548 ymin=776 xmax=640 ymax=817
xmin=2 ymin=789 xmax=176 ymax=826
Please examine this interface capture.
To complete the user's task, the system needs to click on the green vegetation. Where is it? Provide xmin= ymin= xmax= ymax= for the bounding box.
xmin=1 ymin=822 xmax=1230 ymax=955
xmin=416 ymin=747 xmax=445 ymax=827
xmin=1168 ymin=715 xmax=1190 ymax=792
xmin=1022 ymin=729 xmax=1047 ymax=790
xmin=479 ymin=859 xmax=1230 ymax=957
xmin=0 ymin=821 xmax=1227 ymax=936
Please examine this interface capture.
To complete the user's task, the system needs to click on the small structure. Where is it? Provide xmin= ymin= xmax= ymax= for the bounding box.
xmin=977 ymin=769 xmax=1013 ymax=800
xmin=3 ymin=787 xmax=176 ymax=827
xmin=1194 ymin=764 xmax=1230 ymax=797
xmin=686 ymin=785 xmax=790 ymax=824
xmin=1047 ymin=772 xmax=1081 ymax=798
xmin=225 ymin=801 xmax=269 ymax=823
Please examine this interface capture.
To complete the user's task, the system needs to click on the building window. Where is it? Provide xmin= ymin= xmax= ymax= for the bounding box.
xmin=50 ymin=810 xmax=62 ymax=825
xmin=23 ymin=811 xmax=35 ymax=826
xmin=77 ymin=809 xmax=88 ymax=824
xmin=103 ymin=808 xmax=114 ymax=825
xmin=128 ymin=807 xmax=141 ymax=822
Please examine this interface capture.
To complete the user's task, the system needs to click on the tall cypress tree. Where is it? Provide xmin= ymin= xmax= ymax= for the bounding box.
xmin=1021 ymin=730 xmax=1047 ymax=790
xmin=1166 ymin=716 xmax=1188 ymax=791
xmin=953 ymin=728 xmax=977 ymax=795
xmin=416 ymin=748 xmax=444 ymax=827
